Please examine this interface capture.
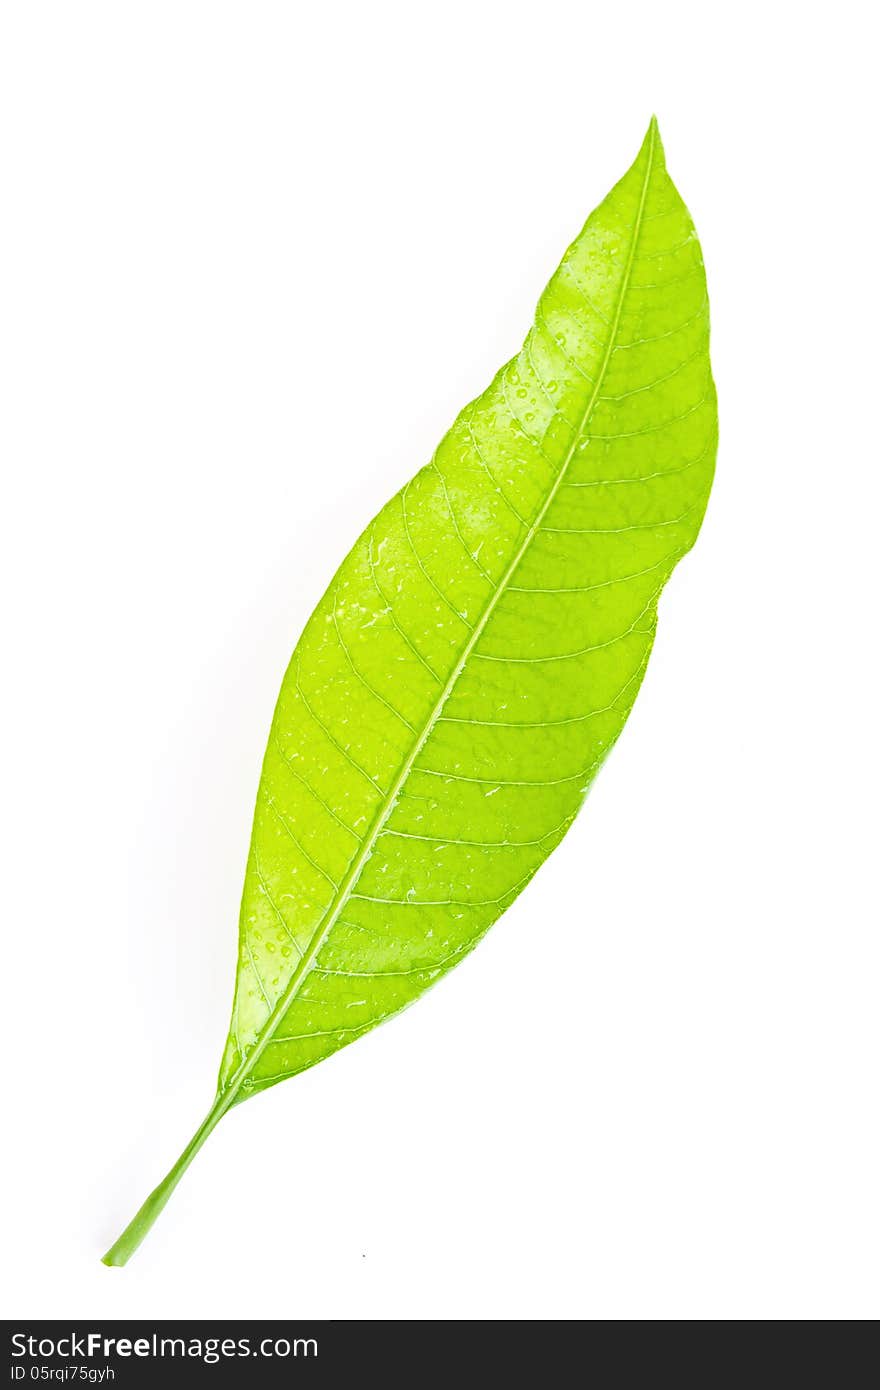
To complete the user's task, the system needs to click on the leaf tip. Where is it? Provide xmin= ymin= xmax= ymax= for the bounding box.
xmin=646 ymin=113 xmax=662 ymax=149
xmin=637 ymin=115 xmax=665 ymax=173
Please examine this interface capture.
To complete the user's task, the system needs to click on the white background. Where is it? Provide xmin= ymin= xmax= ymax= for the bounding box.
xmin=1 ymin=1 xmax=877 ymax=1321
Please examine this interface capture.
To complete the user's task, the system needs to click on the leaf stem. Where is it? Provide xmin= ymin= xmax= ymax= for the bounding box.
xmin=101 ymin=1092 xmax=233 ymax=1267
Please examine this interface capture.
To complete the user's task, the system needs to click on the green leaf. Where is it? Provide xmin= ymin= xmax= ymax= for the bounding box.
xmin=103 ymin=117 xmax=716 ymax=1265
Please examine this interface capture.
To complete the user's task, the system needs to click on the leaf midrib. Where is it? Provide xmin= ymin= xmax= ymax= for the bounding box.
xmin=221 ymin=126 xmax=656 ymax=1105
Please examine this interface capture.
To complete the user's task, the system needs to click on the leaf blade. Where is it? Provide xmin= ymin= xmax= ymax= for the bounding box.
xmin=218 ymin=117 xmax=717 ymax=1102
